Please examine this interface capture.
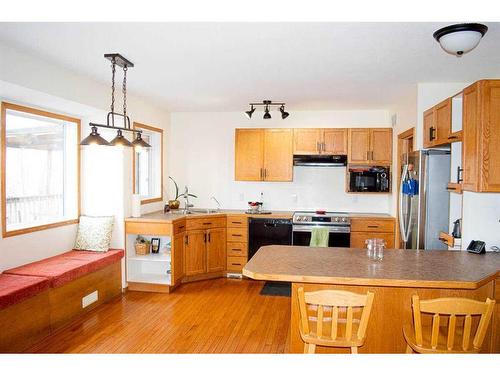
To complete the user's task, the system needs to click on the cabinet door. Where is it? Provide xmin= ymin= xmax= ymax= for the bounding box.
xmin=293 ymin=128 xmax=321 ymax=155
xmin=348 ymin=129 xmax=370 ymax=163
xmin=323 ymin=129 xmax=347 ymax=155
xmin=462 ymin=83 xmax=480 ymax=191
xmin=370 ymin=128 xmax=392 ymax=164
xmin=350 ymin=232 xmax=395 ymax=249
xmin=263 ymin=129 xmax=293 ymax=181
xmin=172 ymin=233 xmax=185 ymax=284
xmin=235 ymin=129 xmax=264 ymax=181
xmin=480 ymin=80 xmax=500 ymax=191
xmin=423 ymin=108 xmax=436 ymax=148
xmin=435 ymin=98 xmax=452 ymax=146
xmin=184 ymin=230 xmax=206 ymax=276
xmin=206 ymin=228 xmax=227 ymax=273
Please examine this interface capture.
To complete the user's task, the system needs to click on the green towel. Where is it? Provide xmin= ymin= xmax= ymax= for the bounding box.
xmin=309 ymin=227 xmax=329 ymax=247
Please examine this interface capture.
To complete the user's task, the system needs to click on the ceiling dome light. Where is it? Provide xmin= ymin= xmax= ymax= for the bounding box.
xmin=132 ymin=132 xmax=151 ymax=151
xmin=263 ymin=105 xmax=271 ymax=120
xmin=245 ymin=105 xmax=255 ymax=119
xmin=433 ymin=23 xmax=488 ymax=57
xmin=80 ymin=126 xmax=110 ymax=146
xmin=280 ymin=105 xmax=289 ymax=119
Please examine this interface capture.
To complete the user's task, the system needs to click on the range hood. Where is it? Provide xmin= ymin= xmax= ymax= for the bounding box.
xmin=293 ymin=154 xmax=347 ymax=167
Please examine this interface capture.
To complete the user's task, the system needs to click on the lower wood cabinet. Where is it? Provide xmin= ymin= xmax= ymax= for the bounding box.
xmin=349 ymin=217 xmax=396 ymax=249
xmin=172 ymin=232 xmax=185 ymax=285
xmin=226 ymin=215 xmax=248 ymax=274
xmin=184 ymin=228 xmax=226 ymax=277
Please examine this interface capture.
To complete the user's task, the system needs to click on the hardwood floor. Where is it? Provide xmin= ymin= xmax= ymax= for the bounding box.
xmin=28 ymin=278 xmax=291 ymax=353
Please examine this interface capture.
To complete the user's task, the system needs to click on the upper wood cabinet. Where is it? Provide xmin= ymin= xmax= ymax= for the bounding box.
xmin=235 ymin=129 xmax=264 ymax=181
xmin=423 ymin=98 xmax=452 ymax=148
xmin=348 ymin=128 xmax=392 ymax=165
xmin=462 ymin=80 xmax=500 ymax=192
xmin=293 ymin=128 xmax=347 ymax=155
xmin=235 ymin=128 xmax=293 ymax=182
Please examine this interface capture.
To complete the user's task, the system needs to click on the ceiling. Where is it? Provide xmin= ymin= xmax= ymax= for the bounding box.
xmin=0 ymin=22 xmax=499 ymax=112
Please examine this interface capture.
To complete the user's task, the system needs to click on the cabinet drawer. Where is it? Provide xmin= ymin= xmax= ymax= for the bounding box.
xmin=126 ymin=222 xmax=170 ymax=236
xmin=227 ymin=227 xmax=248 ymax=242
xmin=227 ymin=242 xmax=248 ymax=257
xmin=226 ymin=215 xmax=248 ymax=228
xmin=350 ymin=232 xmax=395 ymax=249
xmin=186 ymin=216 xmax=226 ymax=230
xmin=350 ymin=218 xmax=395 ymax=233
xmin=173 ymin=219 xmax=187 ymax=235
xmin=227 ymin=256 xmax=247 ymax=273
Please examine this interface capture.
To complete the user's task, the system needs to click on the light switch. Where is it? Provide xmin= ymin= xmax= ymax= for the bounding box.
xmin=291 ymin=194 xmax=298 ymax=204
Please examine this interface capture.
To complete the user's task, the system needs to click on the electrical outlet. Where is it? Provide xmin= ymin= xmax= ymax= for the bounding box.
xmin=239 ymin=193 xmax=244 ymax=201
xmin=82 ymin=290 xmax=98 ymax=308
xmin=291 ymin=194 xmax=298 ymax=204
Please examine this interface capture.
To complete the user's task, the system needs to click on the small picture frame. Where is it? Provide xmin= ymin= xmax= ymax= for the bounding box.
xmin=151 ymin=238 xmax=160 ymax=254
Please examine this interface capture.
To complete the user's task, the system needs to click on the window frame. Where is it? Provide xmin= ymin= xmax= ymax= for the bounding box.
xmin=132 ymin=122 xmax=164 ymax=205
xmin=1 ymin=102 xmax=81 ymax=238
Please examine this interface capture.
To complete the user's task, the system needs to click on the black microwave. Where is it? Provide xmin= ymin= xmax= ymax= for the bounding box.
xmin=348 ymin=167 xmax=390 ymax=192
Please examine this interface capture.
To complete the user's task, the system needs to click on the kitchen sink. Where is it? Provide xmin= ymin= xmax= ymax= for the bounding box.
xmin=168 ymin=209 xmax=219 ymax=215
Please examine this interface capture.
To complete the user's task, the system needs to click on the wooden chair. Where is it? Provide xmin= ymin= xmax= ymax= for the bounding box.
xmin=403 ymin=295 xmax=495 ymax=353
xmin=297 ymin=288 xmax=374 ymax=354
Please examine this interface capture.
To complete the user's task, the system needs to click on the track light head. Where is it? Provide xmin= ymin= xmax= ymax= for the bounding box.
xmin=280 ymin=105 xmax=289 ymax=119
xmin=245 ymin=105 xmax=255 ymax=119
xmin=132 ymin=131 xmax=152 ymax=151
xmin=263 ymin=106 xmax=271 ymax=119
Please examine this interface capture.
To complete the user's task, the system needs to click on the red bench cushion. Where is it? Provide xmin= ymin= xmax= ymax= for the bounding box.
xmin=0 ymin=274 xmax=50 ymax=310
xmin=4 ymin=249 xmax=124 ymax=289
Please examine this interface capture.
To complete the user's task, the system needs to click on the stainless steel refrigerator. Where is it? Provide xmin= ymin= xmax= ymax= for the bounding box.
xmin=399 ymin=150 xmax=451 ymax=250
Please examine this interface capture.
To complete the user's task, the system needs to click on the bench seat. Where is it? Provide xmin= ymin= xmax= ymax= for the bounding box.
xmin=0 ymin=274 xmax=50 ymax=310
xmin=4 ymin=249 xmax=124 ymax=288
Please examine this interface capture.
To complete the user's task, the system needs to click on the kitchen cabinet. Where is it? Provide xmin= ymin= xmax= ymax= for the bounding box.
xmin=423 ymin=98 xmax=452 ymax=148
xmin=348 ymin=128 xmax=392 ymax=165
xmin=184 ymin=228 xmax=227 ymax=276
xmin=226 ymin=215 xmax=248 ymax=274
xmin=349 ymin=217 xmax=396 ymax=249
xmin=293 ymin=128 xmax=347 ymax=155
xmin=172 ymin=232 xmax=185 ymax=285
xmin=235 ymin=128 xmax=293 ymax=182
xmin=462 ymin=80 xmax=500 ymax=192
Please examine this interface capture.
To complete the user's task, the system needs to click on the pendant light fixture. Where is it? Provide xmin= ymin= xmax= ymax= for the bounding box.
xmin=244 ymin=100 xmax=289 ymax=120
xmin=433 ymin=23 xmax=488 ymax=57
xmin=81 ymin=53 xmax=151 ymax=149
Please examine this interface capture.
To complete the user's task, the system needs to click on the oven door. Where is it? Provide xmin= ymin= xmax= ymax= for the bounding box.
xmin=292 ymin=225 xmax=350 ymax=247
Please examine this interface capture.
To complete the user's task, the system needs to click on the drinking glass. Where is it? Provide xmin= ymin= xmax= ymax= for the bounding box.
xmin=366 ymin=238 xmax=385 ymax=261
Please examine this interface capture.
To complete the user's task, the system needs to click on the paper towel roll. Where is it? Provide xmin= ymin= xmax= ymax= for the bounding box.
xmin=132 ymin=194 xmax=141 ymax=218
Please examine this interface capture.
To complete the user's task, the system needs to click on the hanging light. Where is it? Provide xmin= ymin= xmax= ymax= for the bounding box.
xmin=244 ymin=100 xmax=288 ymax=120
xmin=433 ymin=23 xmax=488 ymax=57
xmin=109 ymin=129 xmax=133 ymax=147
xmin=132 ymin=132 xmax=151 ymax=152
xmin=280 ymin=105 xmax=289 ymax=119
xmin=81 ymin=53 xmax=151 ymax=148
xmin=80 ymin=126 xmax=110 ymax=146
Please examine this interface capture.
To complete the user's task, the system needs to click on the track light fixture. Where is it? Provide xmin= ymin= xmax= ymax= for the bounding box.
xmin=81 ymin=53 xmax=151 ymax=149
xmin=244 ymin=100 xmax=289 ymax=120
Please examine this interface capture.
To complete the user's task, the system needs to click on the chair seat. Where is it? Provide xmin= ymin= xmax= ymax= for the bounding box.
xmin=403 ymin=323 xmax=480 ymax=354
xmin=0 ymin=274 xmax=50 ymax=309
xmin=300 ymin=321 xmax=364 ymax=348
xmin=4 ymin=249 xmax=124 ymax=288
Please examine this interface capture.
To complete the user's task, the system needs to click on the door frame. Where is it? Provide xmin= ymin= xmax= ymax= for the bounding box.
xmin=395 ymin=127 xmax=415 ymax=248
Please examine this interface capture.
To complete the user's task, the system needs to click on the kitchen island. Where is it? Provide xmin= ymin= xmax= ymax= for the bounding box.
xmin=243 ymin=245 xmax=500 ymax=353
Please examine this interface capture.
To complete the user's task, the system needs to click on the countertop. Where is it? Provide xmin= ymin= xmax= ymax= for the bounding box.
xmin=242 ymin=245 xmax=500 ymax=289
xmin=125 ymin=210 xmax=394 ymax=223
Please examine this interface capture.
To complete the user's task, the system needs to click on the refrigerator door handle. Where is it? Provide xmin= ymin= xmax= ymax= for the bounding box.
xmin=399 ymin=164 xmax=409 ymax=244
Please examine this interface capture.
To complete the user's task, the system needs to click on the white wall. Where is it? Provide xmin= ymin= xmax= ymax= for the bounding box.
xmin=462 ymin=192 xmax=500 ymax=251
xmin=169 ymin=110 xmax=393 ymax=213
xmin=0 ymin=42 xmax=170 ymax=272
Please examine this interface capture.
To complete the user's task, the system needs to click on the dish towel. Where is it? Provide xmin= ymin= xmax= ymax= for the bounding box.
xmin=309 ymin=227 xmax=329 ymax=247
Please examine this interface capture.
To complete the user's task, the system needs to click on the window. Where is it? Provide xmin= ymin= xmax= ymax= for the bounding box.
xmin=1 ymin=102 xmax=80 ymax=237
xmin=133 ymin=122 xmax=163 ymax=204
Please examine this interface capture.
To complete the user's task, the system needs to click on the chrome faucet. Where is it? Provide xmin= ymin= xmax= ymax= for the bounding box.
xmin=211 ymin=196 xmax=221 ymax=211
xmin=182 ymin=186 xmax=194 ymax=214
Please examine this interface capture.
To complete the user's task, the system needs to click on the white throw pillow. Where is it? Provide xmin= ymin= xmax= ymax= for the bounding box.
xmin=74 ymin=216 xmax=114 ymax=252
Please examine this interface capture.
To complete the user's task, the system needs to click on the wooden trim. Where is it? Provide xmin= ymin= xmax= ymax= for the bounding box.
xmin=447 ymin=182 xmax=463 ymax=194
xmin=132 ymin=122 xmax=164 ymax=205
xmin=1 ymin=101 xmax=81 ymax=238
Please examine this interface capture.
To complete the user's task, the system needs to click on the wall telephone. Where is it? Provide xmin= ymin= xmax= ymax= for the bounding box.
xmin=467 ymin=240 xmax=486 ymax=254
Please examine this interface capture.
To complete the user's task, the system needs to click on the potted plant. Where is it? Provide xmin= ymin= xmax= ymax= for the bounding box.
xmin=168 ymin=176 xmax=197 ymax=209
